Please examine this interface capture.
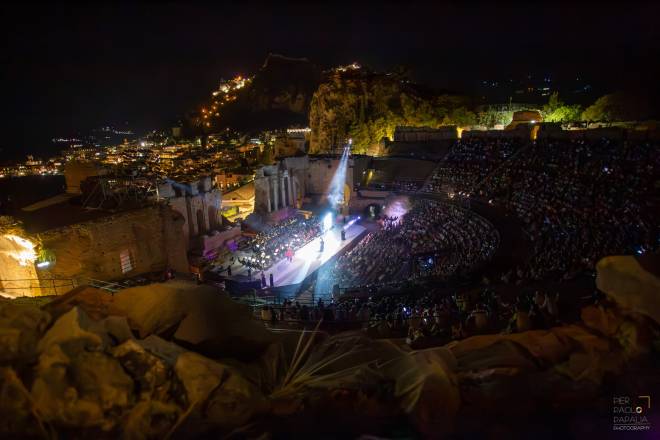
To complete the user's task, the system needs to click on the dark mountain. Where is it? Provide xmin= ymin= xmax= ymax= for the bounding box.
xmin=186 ymin=55 xmax=469 ymax=146
xmin=204 ymin=54 xmax=323 ymax=134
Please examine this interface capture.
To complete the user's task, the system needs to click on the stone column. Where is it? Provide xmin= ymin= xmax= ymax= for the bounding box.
xmin=185 ymin=196 xmax=195 ymax=238
xmin=290 ymin=177 xmax=294 ymax=208
xmin=280 ymin=175 xmax=287 ymax=208
xmin=203 ymin=194 xmax=212 ymax=232
xmin=265 ymin=178 xmax=272 ymax=213
xmin=291 ymin=175 xmax=298 ymax=209
xmin=271 ymin=175 xmax=279 ymax=212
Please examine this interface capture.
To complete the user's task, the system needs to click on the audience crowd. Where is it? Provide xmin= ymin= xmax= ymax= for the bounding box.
xmin=362 ymin=179 xmax=423 ymax=193
xmin=259 ymin=284 xmax=566 ymax=347
xmin=246 ymin=136 xmax=657 ymax=351
xmin=323 ymin=199 xmax=499 ymax=287
xmin=422 ymin=138 xmax=524 ymax=195
xmin=423 ymin=137 xmax=659 ymax=282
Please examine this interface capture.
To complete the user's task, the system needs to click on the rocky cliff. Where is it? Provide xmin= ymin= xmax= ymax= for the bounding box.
xmin=194 ymin=56 xmax=474 ymax=146
xmin=309 ymin=69 xmax=471 ymax=154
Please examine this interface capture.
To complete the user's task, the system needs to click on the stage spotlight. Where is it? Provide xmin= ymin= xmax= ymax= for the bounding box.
xmin=326 ymin=142 xmax=351 ymax=211
xmin=322 ymin=212 xmax=333 ymax=232
xmin=343 ymin=216 xmax=360 ymax=229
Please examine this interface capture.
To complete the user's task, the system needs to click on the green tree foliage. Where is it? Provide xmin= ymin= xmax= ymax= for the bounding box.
xmin=543 ymin=92 xmax=562 ymax=114
xmin=545 ymin=104 xmax=583 ymax=123
xmin=541 ymin=92 xmax=583 ymax=123
xmin=448 ymin=107 xmax=477 ymax=127
xmin=310 ymin=73 xmax=474 ymax=153
xmin=581 ymin=92 xmax=650 ymax=122
xmin=477 ymin=109 xmax=514 ymax=128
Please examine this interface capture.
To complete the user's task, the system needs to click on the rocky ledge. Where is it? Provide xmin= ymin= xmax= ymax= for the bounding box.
xmin=0 ymin=259 xmax=658 ymax=438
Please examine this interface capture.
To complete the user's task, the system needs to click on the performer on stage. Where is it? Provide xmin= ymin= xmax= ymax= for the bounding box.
xmin=319 ymin=237 xmax=325 ymax=253
xmin=341 ymin=229 xmax=346 ymax=241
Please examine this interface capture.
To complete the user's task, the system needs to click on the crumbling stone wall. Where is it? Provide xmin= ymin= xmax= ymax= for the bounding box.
xmin=159 ymin=181 xmax=223 ymax=252
xmin=168 ymin=197 xmax=190 ymax=251
xmin=253 ymin=155 xmax=357 ymax=215
xmin=40 ymin=205 xmax=188 ymax=282
xmin=162 ymin=208 xmax=189 ymax=273
xmin=202 ymin=191 xmax=221 ymax=231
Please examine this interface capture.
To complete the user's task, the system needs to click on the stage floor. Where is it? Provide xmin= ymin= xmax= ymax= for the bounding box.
xmin=226 ymin=223 xmax=366 ymax=288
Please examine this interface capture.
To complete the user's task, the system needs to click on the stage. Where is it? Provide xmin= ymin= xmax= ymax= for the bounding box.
xmin=223 ymin=222 xmax=366 ymax=289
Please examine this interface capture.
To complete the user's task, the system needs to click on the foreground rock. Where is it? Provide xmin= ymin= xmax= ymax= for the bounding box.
xmin=596 ymin=255 xmax=660 ymax=324
xmin=0 ymin=301 xmax=51 ymax=362
xmin=1 ymin=254 xmax=658 ymax=438
xmin=51 ymin=281 xmax=276 ymax=360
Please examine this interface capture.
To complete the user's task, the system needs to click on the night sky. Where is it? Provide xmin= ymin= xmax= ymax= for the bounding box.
xmin=2 ymin=1 xmax=659 ymax=160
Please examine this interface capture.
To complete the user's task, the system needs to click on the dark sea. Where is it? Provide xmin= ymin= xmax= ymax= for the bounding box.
xmin=0 ymin=175 xmax=66 ymax=215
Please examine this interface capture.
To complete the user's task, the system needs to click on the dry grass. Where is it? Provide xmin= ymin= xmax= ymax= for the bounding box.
xmin=268 ymin=321 xmax=383 ymax=401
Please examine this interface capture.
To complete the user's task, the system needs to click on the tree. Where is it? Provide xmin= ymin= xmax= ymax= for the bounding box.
xmin=542 ymin=92 xmax=562 ymax=114
xmin=581 ymin=92 xmax=650 ymax=122
xmin=581 ymin=96 xmax=608 ymax=121
xmin=449 ymin=107 xmax=477 ymax=127
xmin=541 ymin=92 xmax=583 ymax=123
xmin=545 ymin=104 xmax=583 ymax=123
xmin=478 ymin=108 xmax=514 ymax=128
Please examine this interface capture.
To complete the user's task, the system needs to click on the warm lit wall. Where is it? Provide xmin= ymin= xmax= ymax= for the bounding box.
xmin=306 ymin=157 xmax=355 ymax=197
xmin=64 ymin=161 xmax=107 ymax=194
xmin=0 ymin=235 xmax=40 ymax=296
xmin=39 ymin=205 xmax=188 ymax=282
